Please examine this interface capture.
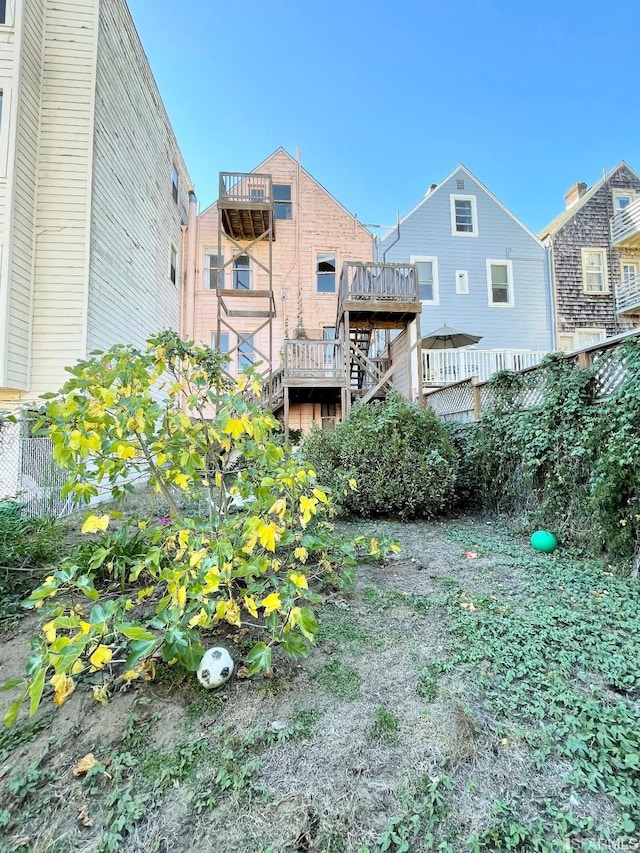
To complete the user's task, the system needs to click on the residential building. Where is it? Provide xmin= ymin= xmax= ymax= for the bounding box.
xmin=182 ymin=148 xmax=422 ymax=434
xmin=0 ymin=0 xmax=192 ymax=410
xmin=539 ymin=163 xmax=640 ymax=351
xmin=378 ymin=165 xmax=554 ymax=385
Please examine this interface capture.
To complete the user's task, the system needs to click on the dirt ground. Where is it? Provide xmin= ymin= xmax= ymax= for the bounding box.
xmin=0 ymin=516 xmax=636 ymax=852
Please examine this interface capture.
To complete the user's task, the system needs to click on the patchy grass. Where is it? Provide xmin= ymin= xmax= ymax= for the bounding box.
xmin=1 ymin=515 xmax=640 ymax=851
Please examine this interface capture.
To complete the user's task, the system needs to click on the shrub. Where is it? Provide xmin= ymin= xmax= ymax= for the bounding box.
xmin=302 ymin=392 xmax=457 ymax=519
xmin=0 ymin=502 xmax=64 ymax=569
xmin=2 ymin=332 xmax=387 ymax=724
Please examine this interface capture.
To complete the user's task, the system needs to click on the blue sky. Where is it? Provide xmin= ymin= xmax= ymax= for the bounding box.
xmin=128 ymin=0 xmax=640 ymax=234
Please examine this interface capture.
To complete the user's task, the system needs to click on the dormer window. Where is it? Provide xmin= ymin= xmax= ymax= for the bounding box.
xmin=450 ymin=194 xmax=478 ymax=236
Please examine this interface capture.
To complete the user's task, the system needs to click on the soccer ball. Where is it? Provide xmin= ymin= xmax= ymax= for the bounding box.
xmin=197 ymin=647 xmax=234 ymax=689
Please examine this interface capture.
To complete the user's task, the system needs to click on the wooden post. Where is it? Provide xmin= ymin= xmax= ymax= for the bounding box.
xmin=284 ymin=387 xmax=290 ymax=443
xmin=577 ymin=350 xmax=591 ymax=370
xmin=471 ymin=375 xmax=481 ymax=421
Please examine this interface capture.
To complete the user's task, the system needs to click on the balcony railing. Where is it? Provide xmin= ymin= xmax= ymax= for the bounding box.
xmin=616 ymin=272 xmax=640 ymax=315
xmin=218 ymin=172 xmax=273 ymax=206
xmin=611 ymin=197 xmax=640 ymax=247
xmin=284 ymin=340 xmax=346 ymax=382
xmin=340 ymin=262 xmax=418 ymax=303
xmin=423 ymin=348 xmax=548 ymax=386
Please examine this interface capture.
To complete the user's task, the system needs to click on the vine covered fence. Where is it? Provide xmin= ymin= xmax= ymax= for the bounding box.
xmin=424 ymin=329 xmax=639 ymax=422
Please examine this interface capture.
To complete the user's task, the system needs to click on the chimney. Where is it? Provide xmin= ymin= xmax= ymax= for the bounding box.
xmin=564 ymin=181 xmax=588 ymax=209
xmin=426 ymin=183 xmax=438 ymax=196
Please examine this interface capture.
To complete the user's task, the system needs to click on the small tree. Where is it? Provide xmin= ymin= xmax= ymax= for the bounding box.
xmin=3 ymin=332 xmax=383 ymax=724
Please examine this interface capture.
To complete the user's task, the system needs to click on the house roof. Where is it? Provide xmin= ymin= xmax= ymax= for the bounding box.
xmin=538 ymin=162 xmax=640 ymax=241
xmin=200 ymin=146 xmax=371 ymax=236
xmin=380 ymin=164 xmax=543 ymax=246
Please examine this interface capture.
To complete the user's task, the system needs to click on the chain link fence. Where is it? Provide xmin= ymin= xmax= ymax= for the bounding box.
xmin=0 ymin=418 xmax=74 ymax=517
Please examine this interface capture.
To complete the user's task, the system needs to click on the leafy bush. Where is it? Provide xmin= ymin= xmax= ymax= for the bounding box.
xmin=302 ymin=392 xmax=457 ymax=519
xmin=0 ymin=502 xmax=64 ymax=569
xmin=2 ymin=332 xmax=387 ymax=724
xmin=452 ymin=341 xmax=640 ymax=558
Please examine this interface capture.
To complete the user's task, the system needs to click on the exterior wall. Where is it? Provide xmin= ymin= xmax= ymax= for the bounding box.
xmin=379 ymin=167 xmax=553 ymax=351
xmin=86 ymin=0 xmax=191 ymax=354
xmin=28 ymin=0 xmax=98 ymax=398
xmin=544 ymin=165 xmax=640 ymax=344
xmin=188 ymin=149 xmax=373 ymax=429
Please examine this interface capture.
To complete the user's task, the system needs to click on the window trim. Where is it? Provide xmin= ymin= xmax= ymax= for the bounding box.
xmin=171 ymin=165 xmax=179 ymax=204
xmin=581 ymin=248 xmax=609 ymax=295
xmin=211 ymin=331 xmax=229 ymax=353
xmin=612 ymin=190 xmax=636 ymax=212
xmin=169 ymin=245 xmax=177 ymax=285
xmin=622 ymin=259 xmax=640 ymax=282
xmin=204 ymin=250 xmax=224 ymax=289
xmin=486 ymin=259 xmax=514 ymax=307
xmin=410 ymin=255 xmax=439 ymax=304
xmin=315 ymin=250 xmax=337 ymax=294
xmin=450 ymin=194 xmax=478 ymax=237
xmin=455 ymin=269 xmax=469 ymax=295
xmin=273 ymin=183 xmax=293 ymax=220
xmin=559 ymin=328 xmax=607 ymax=351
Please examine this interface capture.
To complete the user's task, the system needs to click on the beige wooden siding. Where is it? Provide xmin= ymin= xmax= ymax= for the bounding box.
xmin=86 ymin=0 xmax=191 ymax=354
xmin=29 ymin=0 xmax=98 ymax=396
xmin=191 ymin=149 xmax=372 ymax=382
xmin=2 ymin=0 xmax=45 ymax=391
xmin=389 ymin=330 xmax=409 ymax=397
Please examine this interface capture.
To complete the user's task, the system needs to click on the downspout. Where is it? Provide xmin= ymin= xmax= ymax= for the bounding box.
xmin=182 ymin=190 xmax=198 ymax=340
xmin=544 ymin=243 xmax=557 ymax=350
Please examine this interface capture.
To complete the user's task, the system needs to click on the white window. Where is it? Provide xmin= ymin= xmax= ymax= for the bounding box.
xmin=232 ymin=254 xmax=251 ymax=290
xmin=613 ymin=191 xmax=636 ymax=212
xmin=316 ymin=252 xmax=336 ymax=293
xmin=211 ymin=332 xmax=229 ymax=353
xmin=581 ymin=248 xmax=609 ymax=294
xmin=622 ymin=260 xmax=639 ymax=283
xmin=455 ymin=270 xmax=469 ymax=294
xmin=204 ymin=251 xmax=224 ymax=289
xmin=238 ymin=334 xmax=255 ymax=370
xmin=411 ymin=256 xmax=439 ymax=303
xmin=558 ymin=329 xmax=607 ymax=351
xmin=450 ymin=194 xmax=478 ymax=236
xmin=274 ymin=184 xmax=293 ymax=220
xmin=486 ymin=260 xmax=514 ymax=307
xmin=169 ymin=245 xmax=177 ymax=285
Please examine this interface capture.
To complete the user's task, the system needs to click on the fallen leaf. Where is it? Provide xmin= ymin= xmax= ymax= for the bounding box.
xmin=77 ymin=804 xmax=94 ymax=827
xmin=73 ymin=753 xmax=100 ymax=778
xmin=465 ymin=551 xmax=479 ymax=559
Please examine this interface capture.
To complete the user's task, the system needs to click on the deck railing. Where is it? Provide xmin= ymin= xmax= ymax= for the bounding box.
xmin=339 ymin=262 xmax=418 ymax=303
xmin=218 ymin=172 xmax=273 ymax=206
xmin=423 ymin=348 xmax=548 ymax=386
xmin=616 ymin=272 xmax=640 ymax=315
xmin=284 ymin=340 xmax=346 ymax=381
xmin=425 ymin=329 xmax=640 ymax=422
xmin=611 ymin=197 xmax=640 ymax=246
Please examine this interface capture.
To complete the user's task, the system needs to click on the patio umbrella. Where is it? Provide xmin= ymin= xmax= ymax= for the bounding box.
xmin=420 ymin=324 xmax=483 ymax=350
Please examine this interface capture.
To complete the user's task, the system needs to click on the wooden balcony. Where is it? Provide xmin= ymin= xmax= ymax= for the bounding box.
xmin=283 ymin=340 xmax=346 ymax=387
xmin=616 ymin=272 xmax=640 ymax=315
xmin=611 ymin=197 xmax=640 ymax=248
xmin=338 ymin=262 xmax=421 ymax=327
xmin=218 ymin=172 xmax=274 ymax=241
xmin=423 ymin=348 xmax=548 ymax=387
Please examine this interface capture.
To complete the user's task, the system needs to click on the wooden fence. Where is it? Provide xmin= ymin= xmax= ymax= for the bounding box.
xmin=424 ymin=329 xmax=638 ymax=422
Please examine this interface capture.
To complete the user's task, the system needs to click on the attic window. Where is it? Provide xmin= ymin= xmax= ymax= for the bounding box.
xmin=456 ymin=179 xmax=465 ymax=190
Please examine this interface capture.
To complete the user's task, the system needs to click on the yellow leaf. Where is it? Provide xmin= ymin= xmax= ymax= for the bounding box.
xmin=268 ymin=497 xmax=287 ymax=520
xmin=390 ymin=543 xmax=401 ymax=553
xmin=370 ymin=539 xmax=380 ymax=557
xmin=215 ymin=599 xmax=241 ymax=627
xmin=43 ymin=621 xmax=56 ymax=644
xmin=156 ymin=452 xmax=167 ymax=467
xmin=81 ymin=514 xmax=110 ymax=534
xmin=176 ymin=585 xmax=187 ymax=612
xmin=294 ymin=546 xmax=308 ymax=563
xmin=122 ymin=669 xmax=140 ymax=682
xmin=189 ymin=549 xmax=207 ymax=568
xmin=224 ymin=418 xmax=245 ymax=440
xmin=137 ymin=586 xmax=154 ymax=601
xmin=242 ymin=530 xmax=258 ymax=555
xmin=348 ymin=478 xmax=358 ymax=491
xmin=93 ymin=684 xmax=109 ymax=706
xmin=89 ymin=645 xmax=113 ymax=671
xmin=116 ymin=443 xmax=136 ymax=460
xmin=289 ymin=572 xmax=308 ymax=590
xmin=86 ymin=433 xmax=101 ymax=452
xmin=243 ymin=596 xmax=258 ymax=618
xmin=174 ymin=472 xmax=190 ymax=490
xmin=261 ymin=592 xmax=282 ymax=615
xmin=202 ymin=568 xmax=221 ymax=594
xmin=258 ymin=522 xmax=279 ymax=553
xmin=73 ymin=753 xmax=100 ymax=777
xmin=71 ymin=660 xmax=85 ymax=675
xmin=299 ymin=495 xmax=318 ymax=526
xmin=188 ymin=607 xmax=208 ymax=628
xmin=50 ymin=673 xmax=75 ymax=707
xmin=215 ymin=471 xmax=223 ymax=488
xmin=312 ymin=488 xmax=328 ymax=504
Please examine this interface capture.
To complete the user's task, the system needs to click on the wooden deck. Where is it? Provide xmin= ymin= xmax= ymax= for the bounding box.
xmin=218 ymin=172 xmax=275 ymax=241
xmin=337 ymin=262 xmax=421 ymax=326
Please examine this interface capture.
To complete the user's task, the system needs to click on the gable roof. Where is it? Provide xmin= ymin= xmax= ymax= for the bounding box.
xmin=200 ymin=146 xmax=371 ymax=236
xmin=380 ymin=164 xmax=543 ymax=246
xmin=538 ymin=161 xmax=640 ymax=241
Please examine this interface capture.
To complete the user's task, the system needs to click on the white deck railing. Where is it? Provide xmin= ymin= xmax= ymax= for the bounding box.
xmin=611 ymin=197 xmax=640 ymax=246
xmin=422 ymin=348 xmax=548 ymax=386
xmin=616 ymin=272 xmax=640 ymax=315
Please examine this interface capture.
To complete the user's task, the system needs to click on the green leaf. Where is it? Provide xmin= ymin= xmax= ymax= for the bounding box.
xmin=28 ymin=668 xmax=47 ymax=717
xmin=4 ymin=695 xmax=25 ymax=727
xmin=118 ymin=625 xmax=156 ymax=643
xmin=279 ymin=633 xmax=308 ymax=660
xmin=124 ymin=639 xmax=157 ymax=668
xmin=246 ymin=642 xmax=272 ymax=676
xmin=295 ymin=607 xmax=318 ymax=641
xmin=0 ymin=678 xmax=24 ymax=693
